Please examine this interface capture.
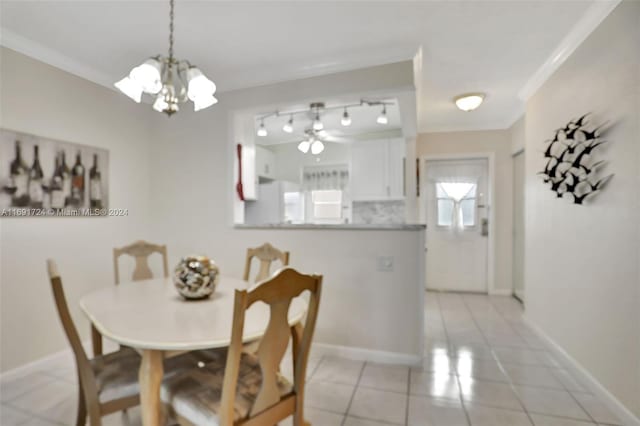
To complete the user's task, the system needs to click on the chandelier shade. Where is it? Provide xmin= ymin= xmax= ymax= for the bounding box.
xmin=114 ymin=0 xmax=217 ymax=116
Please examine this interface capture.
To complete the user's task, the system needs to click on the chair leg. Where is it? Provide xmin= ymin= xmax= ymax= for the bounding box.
xmin=75 ymin=380 xmax=87 ymax=426
xmin=292 ymin=410 xmax=310 ymax=426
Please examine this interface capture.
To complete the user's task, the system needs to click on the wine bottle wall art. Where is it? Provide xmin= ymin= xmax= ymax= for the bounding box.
xmin=0 ymin=129 xmax=109 ymax=217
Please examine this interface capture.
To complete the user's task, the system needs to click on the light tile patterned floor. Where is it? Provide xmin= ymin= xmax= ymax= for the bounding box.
xmin=0 ymin=293 xmax=622 ymax=425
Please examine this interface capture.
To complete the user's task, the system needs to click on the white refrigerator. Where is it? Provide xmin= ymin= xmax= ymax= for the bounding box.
xmin=244 ymin=181 xmax=303 ymax=225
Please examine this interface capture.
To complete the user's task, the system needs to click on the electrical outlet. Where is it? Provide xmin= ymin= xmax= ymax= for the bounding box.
xmin=377 ymin=256 xmax=394 ymax=272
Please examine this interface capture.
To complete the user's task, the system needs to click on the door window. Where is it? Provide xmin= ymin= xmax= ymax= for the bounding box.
xmin=436 ymin=182 xmax=477 ymax=228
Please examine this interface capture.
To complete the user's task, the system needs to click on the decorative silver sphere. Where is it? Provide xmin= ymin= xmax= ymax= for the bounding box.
xmin=173 ymin=255 xmax=220 ymax=300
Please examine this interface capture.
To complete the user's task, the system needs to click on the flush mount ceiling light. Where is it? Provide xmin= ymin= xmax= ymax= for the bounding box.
xmin=454 ymin=93 xmax=485 ymax=112
xmin=255 ymin=99 xmax=392 ymax=137
xmin=114 ymin=0 xmax=217 ymax=116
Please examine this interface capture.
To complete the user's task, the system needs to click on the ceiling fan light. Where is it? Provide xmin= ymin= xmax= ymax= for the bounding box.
xmin=257 ymin=121 xmax=268 ymax=137
xmin=283 ymin=117 xmax=294 ymax=133
xmin=376 ymin=106 xmax=388 ymax=125
xmin=298 ymin=140 xmax=311 ymax=153
xmin=193 ymin=94 xmax=218 ymax=112
xmin=115 ymin=77 xmax=143 ymax=103
xmin=187 ymin=67 xmax=217 ymax=101
xmin=129 ymin=58 xmax=162 ymax=94
xmin=341 ymin=109 xmax=352 ymax=126
xmin=312 ymin=113 xmax=324 ymax=131
xmin=454 ymin=93 xmax=485 ymax=111
xmin=311 ymin=140 xmax=325 ymax=155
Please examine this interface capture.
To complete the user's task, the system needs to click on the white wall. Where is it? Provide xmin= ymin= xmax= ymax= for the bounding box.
xmin=510 ymin=115 xmax=525 ymax=155
xmin=416 ymin=130 xmax=513 ymax=294
xmin=0 ymin=48 xmax=154 ymax=372
xmin=524 ymin=1 xmax=640 ymax=417
xmin=145 ymin=62 xmax=425 ymax=361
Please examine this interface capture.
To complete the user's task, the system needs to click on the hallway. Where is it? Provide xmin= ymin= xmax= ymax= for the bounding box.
xmin=417 ymin=292 xmax=621 ymax=425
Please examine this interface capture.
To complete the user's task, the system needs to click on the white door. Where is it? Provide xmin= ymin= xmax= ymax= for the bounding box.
xmin=425 ymin=158 xmax=489 ymax=292
xmin=512 ymin=152 xmax=525 ymax=303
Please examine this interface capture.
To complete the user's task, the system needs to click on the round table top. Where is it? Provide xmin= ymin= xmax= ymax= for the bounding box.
xmin=79 ymin=275 xmax=307 ymax=351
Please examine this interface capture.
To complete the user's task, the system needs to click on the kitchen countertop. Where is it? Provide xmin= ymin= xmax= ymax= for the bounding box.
xmin=235 ymin=223 xmax=426 ymax=231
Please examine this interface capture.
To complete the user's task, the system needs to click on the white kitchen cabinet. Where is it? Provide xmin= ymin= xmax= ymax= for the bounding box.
xmin=255 ymin=145 xmax=276 ymax=180
xmin=388 ymin=139 xmax=406 ymax=198
xmin=351 ymin=138 xmax=405 ymax=201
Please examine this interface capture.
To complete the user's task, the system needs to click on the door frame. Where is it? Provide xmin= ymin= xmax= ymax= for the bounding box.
xmin=511 ymin=148 xmax=525 ymax=304
xmin=419 ymin=153 xmax=497 ymax=295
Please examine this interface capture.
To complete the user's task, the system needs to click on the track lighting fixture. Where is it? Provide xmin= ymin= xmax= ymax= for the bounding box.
xmin=255 ymin=99 xmax=393 ymax=139
xmin=257 ymin=120 xmax=267 ymax=137
xmin=283 ymin=116 xmax=294 ymax=133
xmin=376 ymin=105 xmax=388 ymax=125
xmin=341 ymin=108 xmax=352 ymax=126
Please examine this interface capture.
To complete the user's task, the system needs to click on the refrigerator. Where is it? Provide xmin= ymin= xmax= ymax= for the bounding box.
xmin=244 ymin=181 xmax=303 ymax=225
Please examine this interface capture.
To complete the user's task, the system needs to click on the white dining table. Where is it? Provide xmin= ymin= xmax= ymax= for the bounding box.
xmin=79 ymin=275 xmax=308 ymax=426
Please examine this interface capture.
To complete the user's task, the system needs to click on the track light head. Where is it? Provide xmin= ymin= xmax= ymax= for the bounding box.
xmin=376 ymin=105 xmax=388 ymax=125
xmin=341 ymin=108 xmax=352 ymax=126
xmin=283 ymin=116 xmax=294 ymax=133
xmin=257 ymin=120 xmax=267 ymax=137
xmin=312 ymin=112 xmax=324 ymax=131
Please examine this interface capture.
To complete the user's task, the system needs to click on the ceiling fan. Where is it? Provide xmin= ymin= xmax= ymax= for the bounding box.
xmin=296 ymin=128 xmax=331 ymax=155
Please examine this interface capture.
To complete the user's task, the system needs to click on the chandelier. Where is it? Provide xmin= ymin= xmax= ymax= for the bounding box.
xmin=114 ymin=0 xmax=217 ymax=116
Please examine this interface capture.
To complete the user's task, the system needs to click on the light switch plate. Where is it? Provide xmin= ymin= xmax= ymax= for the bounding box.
xmin=377 ymin=256 xmax=394 ymax=272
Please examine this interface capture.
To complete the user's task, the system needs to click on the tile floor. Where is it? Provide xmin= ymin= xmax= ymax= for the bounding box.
xmin=0 ymin=292 xmax=622 ymax=425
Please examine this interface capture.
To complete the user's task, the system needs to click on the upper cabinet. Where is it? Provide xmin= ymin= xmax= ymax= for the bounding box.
xmin=351 ymin=138 xmax=405 ymax=201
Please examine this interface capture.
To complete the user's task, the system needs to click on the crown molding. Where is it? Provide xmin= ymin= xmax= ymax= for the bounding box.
xmin=518 ymin=0 xmax=621 ymax=101
xmin=1 ymin=25 xmax=418 ymax=95
xmin=0 ymin=27 xmax=116 ymax=92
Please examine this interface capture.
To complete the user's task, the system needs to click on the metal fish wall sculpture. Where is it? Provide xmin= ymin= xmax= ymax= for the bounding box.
xmin=538 ymin=114 xmax=613 ymax=205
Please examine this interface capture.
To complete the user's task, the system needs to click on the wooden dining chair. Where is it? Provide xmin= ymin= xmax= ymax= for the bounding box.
xmin=161 ymin=267 xmax=322 ymax=426
xmin=113 ymin=240 xmax=169 ymax=285
xmin=47 ymin=259 xmax=141 ymax=426
xmin=94 ymin=240 xmax=170 ymax=357
xmin=47 ymin=259 xmax=221 ymax=426
xmin=243 ymin=242 xmax=290 ymax=283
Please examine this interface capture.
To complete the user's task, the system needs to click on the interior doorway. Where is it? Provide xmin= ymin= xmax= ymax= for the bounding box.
xmin=512 ymin=150 xmax=525 ymax=303
xmin=424 ymin=158 xmax=490 ymax=293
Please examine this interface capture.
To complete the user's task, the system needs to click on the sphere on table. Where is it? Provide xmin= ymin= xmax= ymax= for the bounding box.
xmin=173 ymin=255 xmax=219 ymax=300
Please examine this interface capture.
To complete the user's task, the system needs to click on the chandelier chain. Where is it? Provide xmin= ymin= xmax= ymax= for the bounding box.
xmin=168 ymin=0 xmax=175 ymax=62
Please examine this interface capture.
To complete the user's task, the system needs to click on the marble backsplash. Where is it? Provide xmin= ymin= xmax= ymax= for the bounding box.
xmin=352 ymin=200 xmax=405 ymax=224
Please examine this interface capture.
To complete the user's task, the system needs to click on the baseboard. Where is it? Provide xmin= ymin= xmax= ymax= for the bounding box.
xmin=0 ymin=339 xmax=114 ymax=383
xmin=312 ymin=343 xmax=422 ymax=367
xmin=489 ymin=288 xmax=513 ymax=296
xmin=0 ymin=346 xmax=73 ymax=383
xmin=523 ymin=316 xmax=640 ymax=426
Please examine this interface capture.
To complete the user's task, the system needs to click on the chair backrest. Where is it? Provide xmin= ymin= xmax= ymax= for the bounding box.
xmin=113 ymin=240 xmax=169 ymax=284
xmin=46 ymin=259 xmax=99 ymax=396
xmin=243 ymin=243 xmax=290 ymax=283
xmin=220 ymin=268 xmax=322 ymax=423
